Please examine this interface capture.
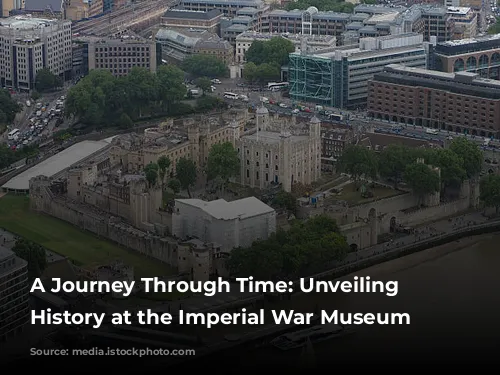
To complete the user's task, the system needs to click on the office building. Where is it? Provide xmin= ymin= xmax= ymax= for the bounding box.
xmin=289 ymin=33 xmax=427 ymax=109
xmin=447 ymin=6 xmax=477 ymax=39
xmin=0 ymin=247 xmax=29 ymax=342
xmin=161 ymin=9 xmax=223 ymax=33
xmin=0 ymin=16 xmax=72 ymax=90
xmin=429 ymin=34 xmax=500 ymax=80
xmin=172 ymin=197 xmax=276 ymax=253
xmin=367 ymin=64 xmax=500 ymax=138
xmin=86 ymin=33 xmax=157 ymax=76
xmin=179 ymin=0 xmax=268 ymax=17
xmin=156 ymin=28 xmax=231 ymax=62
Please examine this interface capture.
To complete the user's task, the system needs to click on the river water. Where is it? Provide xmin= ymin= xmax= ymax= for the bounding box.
xmin=185 ymin=233 xmax=500 ymax=366
xmin=8 ymin=232 xmax=500 ymax=369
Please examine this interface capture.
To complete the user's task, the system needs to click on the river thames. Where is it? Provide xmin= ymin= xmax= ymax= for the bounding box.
xmin=6 ymin=234 xmax=500 ymax=371
xmin=185 ymin=232 xmax=500 ymax=366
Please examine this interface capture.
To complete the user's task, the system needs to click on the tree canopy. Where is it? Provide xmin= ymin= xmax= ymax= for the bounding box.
xmin=428 ymin=148 xmax=466 ymax=189
xmin=0 ymin=144 xmax=38 ymax=170
xmin=245 ymin=37 xmax=295 ymax=68
xmin=227 ymin=215 xmax=349 ymax=279
xmin=243 ymin=62 xmax=281 ymax=84
xmin=285 ymin=0 xmax=355 ymax=13
xmin=480 ymin=174 xmax=500 ymax=214
xmin=206 ymin=142 xmax=240 ymax=181
xmin=195 ymin=77 xmax=212 ymax=95
xmin=0 ymin=89 xmax=22 ymax=126
xmin=449 ymin=137 xmax=483 ymax=179
xmin=12 ymin=239 xmax=47 ymax=280
xmin=337 ymin=145 xmax=378 ymax=182
xmin=403 ymin=162 xmax=440 ymax=202
xmin=65 ymin=66 xmax=186 ymax=126
xmin=378 ymin=144 xmax=414 ymax=188
xmin=181 ymin=55 xmax=228 ymax=78
xmin=157 ymin=156 xmax=171 ymax=184
xmin=175 ymin=157 xmax=197 ymax=198
xmin=144 ymin=163 xmax=159 ymax=187
xmin=35 ymin=68 xmax=63 ymax=92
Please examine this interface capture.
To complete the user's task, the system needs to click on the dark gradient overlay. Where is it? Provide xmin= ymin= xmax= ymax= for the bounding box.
xmin=2 ymin=235 xmax=500 ymax=369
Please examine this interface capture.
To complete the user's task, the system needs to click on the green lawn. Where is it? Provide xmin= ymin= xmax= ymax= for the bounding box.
xmin=334 ymin=183 xmax=401 ymax=205
xmin=0 ymin=194 xmax=175 ymax=278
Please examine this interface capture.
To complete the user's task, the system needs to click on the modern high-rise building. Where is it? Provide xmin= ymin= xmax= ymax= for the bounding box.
xmin=289 ymin=33 xmax=428 ymax=109
xmin=0 ymin=16 xmax=72 ymax=90
xmin=0 ymin=246 xmax=29 ymax=342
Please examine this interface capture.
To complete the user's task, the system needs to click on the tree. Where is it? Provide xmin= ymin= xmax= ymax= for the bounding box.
xmin=206 ymin=142 xmax=240 ymax=182
xmin=227 ymin=215 xmax=348 ymax=279
xmin=35 ymin=68 xmax=63 ymax=92
xmin=176 ymin=157 xmax=197 ymax=198
xmin=157 ymin=155 xmax=171 ymax=185
xmin=480 ymin=174 xmax=500 ymax=215
xmin=0 ymin=89 xmax=22 ymax=126
xmin=65 ymin=66 xmax=186 ymax=127
xmin=167 ymin=178 xmax=181 ymax=194
xmin=118 ymin=113 xmax=134 ymax=129
xmin=449 ymin=137 xmax=483 ymax=179
xmin=245 ymin=37 xmax=295 ymax=67
xmin=195 ymin=77 xmax=212 ymax=95
xmin=196 ymin=96 xmax=226 ymax=112
xmin=274 ymin=190 xmax=297 ymax=214
xmin=403 ymin=162 xmax=440 ymax=206
xmin=12 ymin=239 xmax=47 ymax=280
xmin=378 ymin=144 xmax=414 ymax=188
xmin=428 ymin=148 xmax=466 ymax=189
xmin=337 ymin=145 xmax=378 ymax=185
xmin=181 ymin=55 xmax=228 ymax=78
xmin=144 ymin=163 xmax=159 ymax=187
xmin=243 ymin=62 xmax=258 ymax=84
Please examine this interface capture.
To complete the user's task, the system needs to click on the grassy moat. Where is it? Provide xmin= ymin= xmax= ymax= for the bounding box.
xmin=0 ymin=194 xmax=174 ymax=278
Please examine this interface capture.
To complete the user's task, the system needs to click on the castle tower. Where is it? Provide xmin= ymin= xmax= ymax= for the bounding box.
xmin=188 ymin=125 xmax=200 ymax=168
xmin=280 ymin=130 xmax=292 ymax=192
xmin=255 ymin=105 xmax=269 ymax=132
xmin=229 ymin=118 xmax=240 ymax=145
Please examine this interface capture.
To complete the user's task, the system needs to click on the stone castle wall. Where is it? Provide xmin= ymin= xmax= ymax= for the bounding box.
xmin=30 ymin=177 xmax=181 ymax=268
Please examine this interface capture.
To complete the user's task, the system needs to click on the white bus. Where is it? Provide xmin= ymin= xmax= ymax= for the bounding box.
xmin=223 ymin=92 xmax=239 ymax=100
xmin=8 ymin=128 xmax=20 ymax=140
xmin=267 ymin=82 xmax=289 ymax=91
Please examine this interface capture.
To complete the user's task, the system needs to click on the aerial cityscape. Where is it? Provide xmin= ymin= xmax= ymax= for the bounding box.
xmin=1 ymin=0 xmax=500 ymax=368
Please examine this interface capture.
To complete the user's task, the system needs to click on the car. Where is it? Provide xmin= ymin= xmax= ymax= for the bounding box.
xmin=279 ymin=103 xmax=288 ymax=108
xmin=211 ymin=79 xmax=221 ymax=84
xmin=292 ymin=109 xmax=300 ymax=114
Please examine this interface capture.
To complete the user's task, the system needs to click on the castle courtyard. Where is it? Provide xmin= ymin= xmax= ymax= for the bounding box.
xmin=0 ymin=194 xmax=175 ymax=278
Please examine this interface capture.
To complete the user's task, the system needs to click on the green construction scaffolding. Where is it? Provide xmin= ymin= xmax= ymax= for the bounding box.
xmin=289 ymin=52 xmax=341 ymax=107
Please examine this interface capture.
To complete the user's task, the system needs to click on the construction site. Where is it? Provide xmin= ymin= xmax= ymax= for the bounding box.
xmin=72 ymin=0 xmax=178 ymax=36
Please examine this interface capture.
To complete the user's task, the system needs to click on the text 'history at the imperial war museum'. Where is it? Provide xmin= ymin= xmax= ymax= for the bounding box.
xmin=30 ymin=277 xmax=410 ymax=329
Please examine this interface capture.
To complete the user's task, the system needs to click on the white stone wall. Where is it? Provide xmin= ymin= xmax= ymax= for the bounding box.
xmin=172 ymin=200 xmax=277 ymax=252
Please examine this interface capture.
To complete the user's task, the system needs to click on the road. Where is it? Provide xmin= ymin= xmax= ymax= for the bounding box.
xmin=210 ymin=78 xmax=500 ymax=151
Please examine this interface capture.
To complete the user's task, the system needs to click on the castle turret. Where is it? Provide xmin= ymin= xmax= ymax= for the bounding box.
xmin=256 ymin=105 xmax=269 ymax=131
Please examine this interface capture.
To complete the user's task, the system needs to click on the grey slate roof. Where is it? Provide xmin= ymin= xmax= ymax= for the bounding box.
xmin=163 ymin=8 xmax=222 ymax=20
xmin=24 ymin=0 xmax=63 ymax=11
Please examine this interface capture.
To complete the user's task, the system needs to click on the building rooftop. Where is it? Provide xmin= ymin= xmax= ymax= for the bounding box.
xmin=163 ymin=8 xmax=222 ymax=20
xmin=242 ymin=130 xmax=310 ymax=144
xmin=2 ymin=140 xmax=112 ymax=191
xmin=447 ymin=6 xmax=471 ymax=16
xmin=24 ymin=0 xmax=63 ymax=11
xmin=374 ymin=64 xmax=500 ymax=99
xmin=176 ymin=197 xmax=274 ymax=220
xmin=180 ymin=0 xmax=264 ymax=6
xmin=0 ymin=16 xmax=60 ymax=30
xmin=439 ymin=33 xmax=500 ymax=47
xmin=156 ymin=28 xmax=203 ymax=47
